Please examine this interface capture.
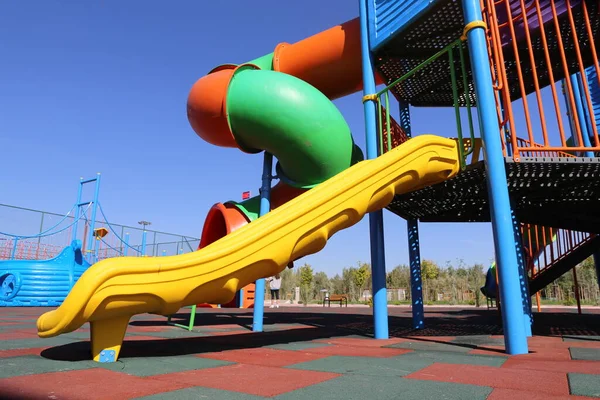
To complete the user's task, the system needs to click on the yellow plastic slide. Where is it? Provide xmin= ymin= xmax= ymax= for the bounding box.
xmin=37 ymin=135 xmax=460 ymax=362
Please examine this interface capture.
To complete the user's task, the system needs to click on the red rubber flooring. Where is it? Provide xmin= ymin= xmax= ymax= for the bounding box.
xmin=0 ymin=306 xmax=599 ymax=399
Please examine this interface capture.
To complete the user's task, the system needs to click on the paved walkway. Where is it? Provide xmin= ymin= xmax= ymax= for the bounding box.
xmin=1 ymin=306 xmax=599 ymax=399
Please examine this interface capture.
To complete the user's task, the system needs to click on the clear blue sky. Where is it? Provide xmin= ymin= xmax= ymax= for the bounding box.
xmin=0 ymin=0 xmax=496 ymax=275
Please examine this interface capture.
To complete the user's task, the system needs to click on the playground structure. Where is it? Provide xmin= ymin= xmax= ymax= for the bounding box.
xmin=0 ymin=175 xmax=199 ymax=307
xmin=35 ymin=0 xmax=599 ymax=362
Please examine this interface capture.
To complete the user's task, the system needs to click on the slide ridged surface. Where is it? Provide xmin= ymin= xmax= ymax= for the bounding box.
xmin=37 ymin=135 xmax=459 ymax=340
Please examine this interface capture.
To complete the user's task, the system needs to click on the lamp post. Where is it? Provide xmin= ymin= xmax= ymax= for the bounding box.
xmin=138 ymin=220 xmax=151 ymax=256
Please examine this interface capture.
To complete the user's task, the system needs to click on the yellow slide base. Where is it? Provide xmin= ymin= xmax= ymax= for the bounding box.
xmin=37 ymin=135 xmax=460 ymax=361
xmin=90 ymin=315 xmax=130 ymax=362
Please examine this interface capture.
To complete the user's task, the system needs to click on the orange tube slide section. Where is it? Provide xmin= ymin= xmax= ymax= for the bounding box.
xmin=192 ymin=17 xmax=383 ymax=254
xmin=272 ymin=17 xmax=384 ymax=99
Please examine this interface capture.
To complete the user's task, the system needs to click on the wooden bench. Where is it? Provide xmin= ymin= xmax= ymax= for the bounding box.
xmin=323 ymin=294 xmax=348 ymax=307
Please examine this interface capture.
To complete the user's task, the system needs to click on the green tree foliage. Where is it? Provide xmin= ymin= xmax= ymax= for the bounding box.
xmin=352 ymin=263 xmax=371 ymax=301
xmin=272 ymin=256 xmax=598 ymax=306
xmin=298 ymin=263 xmax=314 ymax=305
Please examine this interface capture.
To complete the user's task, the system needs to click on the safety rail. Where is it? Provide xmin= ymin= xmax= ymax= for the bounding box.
xmin=371 ymin=39 xmax=477 ymax=169
xmin=514 ymin=137 xmax=577 ymax=158
xmin=0 ymin=240 xmax=63 ymax=261
xmin=483 ymin=0 xmax=600 ymax=161
xmin=521 ymin=223 xmax=595 ymax=281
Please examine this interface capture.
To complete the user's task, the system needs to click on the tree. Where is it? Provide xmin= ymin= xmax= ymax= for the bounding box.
xmin=298 ymin=263 xmax=314 ymax=305
xmin=313 ymin=271 xmax=330 ymax=301
xmin=387 ymin=265 xmax=410 ymax=289
xmin=341 ymin=267 xmax=357 ymax=300
xmin=421 ymin=260 xmax=439 ymax=302
xmin=279 ymin=267 xmax=297 ymax=300
xmin=330 ymin=274 xmax=344 ymax=295
xmin=353 ymin=263 xmax=371 ymax=301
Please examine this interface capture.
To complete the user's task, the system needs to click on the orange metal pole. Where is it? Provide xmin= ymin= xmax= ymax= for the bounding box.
xmin=582 ymin=1 xmax=600 ymax=88
xmin=533 ymin=0 xmax=568 ymax=145
xmin=518 ymin=0 xmax=550 ymax=146
xmin=565 ymin=0 xmax=600 ymax=147
xmin=549 ymin=0 xmax=585 ymax=149
xmin=487 ymin=0 xmax=520 ymax=159
xmin=503 ymin=0 xmax=536 ymax=145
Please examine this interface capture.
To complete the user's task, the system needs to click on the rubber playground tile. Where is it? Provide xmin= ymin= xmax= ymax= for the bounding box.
xmin=568 ymin=373 xmax=600 ymax=398
xmin=0 ymin=368 xmax=191 ymax=400
xmin=451 ymin=335 xmax=506 ymax=347
xmin=97 ymin=354 xmax=234 ymax=377
xmin=0 ymin=336 xmax=75 ymax=351
xmin=0 ymin=346 xmax=47 ymax=359
xmin=127 ymin=325 xmax=173 ymax=333
xmin=274 ymin=372 xmax=492 ymax=400
xmin=406 ymin=363 xmax=570 ymax=396
xmin=486 ymin=388 xmax=594 ymax=400
xmin=204 ymin=329 xmax=254 ymax=337
xmin=301 ymin=344 xmax=411 ymax=358
xmin=384 ymin=339 xmax=473 ymax=353
xmin=265 ymin=341 xmax=332 ymax=351
xmin=471 ymin=345 xmax=573 ymax=361
xmin=393 ymin=350 xmax=508 ymax=367
xmin=314 ymin=337 xmax=406 ymax=348
xmin=0 ymin=330 xmax=39 ymax=340
xmin=570 ymin=348 xmax=600 ymax=361
xmin=198 ymin=347 xmax=329 ymax=367
xmin=194 ymin=326 xmax=248 ymax=333
xmin=502 ymin=359 xmax=600 ymax=374
xmin=152 ymin=363 xmax=341 ymax=397
xmin=286 ymin=355 xmax=432 ymax=376
xmin=199 ymin=324 xmax=249 ymax=329
xmin=0 ymin=322 xmax=32 ymax=331
xmin=0 ymin=354 xmax=96 ymax=379
xmin=515 ymin=347 xmax=573 ymax=361
xmin=469 ymin=348 xmax=508 ymax=357
xmin=137 ymin=386 xmax=266 ymax=400
xmin=563 ymin=335 xmax=600 ymax=342
xmin=126 ymin=329 xmax=209 ymax=339
xmin=567 ymin=341 xmax=600 ymax=349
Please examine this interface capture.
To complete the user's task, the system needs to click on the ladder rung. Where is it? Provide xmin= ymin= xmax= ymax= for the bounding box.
xmin=77 ymin=202 xmax=92 ymax=207
xmin=80 ymin=178 xmax=97 ymax=184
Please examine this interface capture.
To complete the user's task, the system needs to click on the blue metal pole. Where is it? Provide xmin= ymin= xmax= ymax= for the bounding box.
xmin=398 ymin=101 xmax=425 ymax=329
xmin=141 ymin=230 xmax=147 ymax=257
xmin=462 ymin=0 xmax=528 ymax=354
xmin=570 ymin=75 xmax=594 ymax=156
xmin=360 ymin=0 xmax=389 ymax=339
xmin=511 ymin=213 xmax=532 ymax=337
xmin=124 ymin=233 xmax=130 ymax=256
xmin=252 ymin=152 xmax=273 ymax=332
xmin=407 ymin=220 xmax=425 ymax=329
xmin=86 ymin=173 xmax=101 ymax=262
xmin=10 ymin=239 xmax=18 ymax=259
xmin=239 ymin=289 xmax=244 ymax=308
xmin=570 ymin=74 xmax=600 ymax=286
xmin=72 ymin=178 xmax=84 ymax=242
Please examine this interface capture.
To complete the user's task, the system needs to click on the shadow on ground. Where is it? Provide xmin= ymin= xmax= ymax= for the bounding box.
xmin=40 ymin=307 xmax=600 ymax=362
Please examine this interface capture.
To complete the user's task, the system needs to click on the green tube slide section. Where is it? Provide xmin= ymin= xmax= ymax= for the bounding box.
xmin=246 ymin=53 xmax=274 ymax=70
xmin=224 ymin=65 xmax=363 ymax=221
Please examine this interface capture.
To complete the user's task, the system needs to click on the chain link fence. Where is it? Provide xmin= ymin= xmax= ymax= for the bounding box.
xmin=0 ymin=203 xmax=199 ymax=261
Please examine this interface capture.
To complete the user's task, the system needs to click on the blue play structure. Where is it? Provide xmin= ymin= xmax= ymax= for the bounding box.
xmin=0 ymin=175 xmax=101 ymax=307
xmin=0 ymin=240 xmax=91 ymax=306
xmin=0 ymin=173 xmax=169 ymax=307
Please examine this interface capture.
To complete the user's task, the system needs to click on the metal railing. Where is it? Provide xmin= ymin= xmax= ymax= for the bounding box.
xmin=373 ymin=39 xmax=477 ymax=169
xmin=521 ymin=223 xmax=595 ymax=280
xmin=0 ymin=203 xmax=199 ymax=261
xmin=483 ymin=0 xmax=600 ymax=160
